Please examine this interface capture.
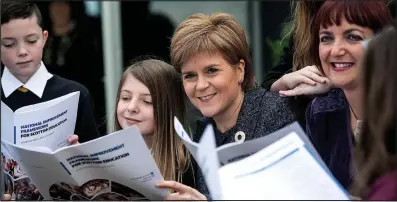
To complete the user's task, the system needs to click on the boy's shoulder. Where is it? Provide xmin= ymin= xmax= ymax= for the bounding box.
xmin=45 ymin=74 xmax=91 ymax=97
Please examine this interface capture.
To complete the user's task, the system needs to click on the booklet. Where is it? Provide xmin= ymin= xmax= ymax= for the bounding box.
xmin=173 ymin=117 xmax=350 ymax=200
xmin=1 ymin=126 xmax=169 ymax=201
xmin=1 ymin=92 xmax=80 ymax=148
xmin=1 ymin=92 xmax=80 ymax=200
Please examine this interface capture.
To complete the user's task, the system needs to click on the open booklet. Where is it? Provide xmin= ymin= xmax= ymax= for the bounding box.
xmin=1 ymin=126 xmax=169 ymax=201
xmin=174 ymin=117 xmax=351 ymax=200
xmin=1 ymin=92 xmax=80 ymax=200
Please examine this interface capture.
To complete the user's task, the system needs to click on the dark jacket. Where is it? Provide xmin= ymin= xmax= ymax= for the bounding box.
xmin=305 ymin=88 xmax=353 ymax=189
xmin=192 ymin=87 xmax=297 ymax=199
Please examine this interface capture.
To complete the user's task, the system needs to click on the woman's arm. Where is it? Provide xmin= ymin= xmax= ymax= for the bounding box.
xmin=262 ymin=36 xmax=331 ymax=96
xmin=272 ymin=65 xmax=330 ymax=93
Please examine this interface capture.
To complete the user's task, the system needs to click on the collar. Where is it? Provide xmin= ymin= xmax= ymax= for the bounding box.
xmin=195 ymin=87 xmax=264 ymax=145
xmin=1 ymin=61 xmax=53 ymax=98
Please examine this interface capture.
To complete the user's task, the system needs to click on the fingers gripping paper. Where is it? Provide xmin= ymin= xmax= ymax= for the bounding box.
xmin=173 ymin=117 xmax=350 ymax=200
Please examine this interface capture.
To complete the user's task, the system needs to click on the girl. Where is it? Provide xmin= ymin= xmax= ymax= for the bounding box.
xmin=113 ymin=59 xmax=194 ymax=189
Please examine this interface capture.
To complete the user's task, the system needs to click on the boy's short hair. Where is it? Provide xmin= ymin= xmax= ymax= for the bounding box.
xmin=1 ymin=1 xmax=44 ymax=29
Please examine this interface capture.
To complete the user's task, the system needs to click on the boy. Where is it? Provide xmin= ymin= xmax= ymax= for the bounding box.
xmin=1 ymin=2 xmax=100 ymax=199
xmin=1 ymin=1 xmax=100 ymax=143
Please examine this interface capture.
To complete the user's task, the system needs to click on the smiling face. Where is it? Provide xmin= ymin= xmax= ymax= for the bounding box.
xmin=318 ymin=17 xmax=374 ymax=89
xmin=1 ymin=14 xmax=48 ymax=83
xmin=116 ymin=74 xmax=155 ymax=136
xmin=181 ymin=52 xmax=245 ymax=119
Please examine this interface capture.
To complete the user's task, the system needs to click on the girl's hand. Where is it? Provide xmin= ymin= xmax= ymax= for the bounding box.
xmin=156 ymin=180 xmax=207 ymax=200
xmin=2 ymin=194 xmax=12 ymax=200
xmin=67 ymin=135 xmax=79 ymax=145
xmin=271 ymin=65 xmax=327 ymax=92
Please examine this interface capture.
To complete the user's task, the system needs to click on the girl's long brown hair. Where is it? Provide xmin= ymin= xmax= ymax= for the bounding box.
xmin=351 ymin=25 xmax=397 ymax=198
xmin=114 ymin=59 xmax=192 ymax=183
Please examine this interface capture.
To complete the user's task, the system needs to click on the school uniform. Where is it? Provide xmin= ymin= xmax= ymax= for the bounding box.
xmin=1 ymin=61 xmax=100 ymax=143
xmin=1 ymin=62 xmax=100 ymax=200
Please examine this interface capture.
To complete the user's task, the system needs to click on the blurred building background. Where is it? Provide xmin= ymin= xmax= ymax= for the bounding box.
xmin=24 ymin=1 xmax=397 ymax=135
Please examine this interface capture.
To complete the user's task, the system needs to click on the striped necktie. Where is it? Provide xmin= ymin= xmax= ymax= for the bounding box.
xmin=17 ymin=86 xmax=29 ymax=93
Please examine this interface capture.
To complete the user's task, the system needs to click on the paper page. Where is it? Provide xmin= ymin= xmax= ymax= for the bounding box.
xmin=11 ymin=92 xmax=79 ymax=151
xmin=216 ymin=134 xmax=278 ymax=166
xmin=216 ymin=122 xmax=327 ymax=169
xmin=1 ymin=93 xmax=79 ymax=200
xmin=173 ymin=117 xmax=194 ymax=143
xmin=3 ymin=126 xmax=168 ymax=200
xmin=173 ymin=117 xmax=200 ymax=159
xmin=2 ymin=103 xmax=44 ymax=200
xmin=0 ymin=155 xmax=4 ymax=199
xmin=1 ymin=102 xmax=14 ymax=143
xmin=15 ymin=92 xmax=79 ymax=113
xmin=196 ymin=124 xmax=222 ymax=200
xmin=173 ymin=116 xmax=222 ymax=199
xmin=2 ymin=140 xmax=48 ymax=200
xmin=218 ymin=132 xmax=350 ymax=200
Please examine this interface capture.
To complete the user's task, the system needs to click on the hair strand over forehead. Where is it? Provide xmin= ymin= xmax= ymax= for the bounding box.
xmin=314 ymin=0 xmax=392 ymax=32
xmin=311 ymin=1 xmax=393 ymax=67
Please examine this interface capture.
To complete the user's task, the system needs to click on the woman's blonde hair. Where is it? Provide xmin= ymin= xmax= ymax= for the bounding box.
xmin=114 ymin=59 xmax=191 ymax=183
xmin=290 ymin=1 xmax=323 ymax=71
xmin=170 ymin=12 xmax=255 ymax=91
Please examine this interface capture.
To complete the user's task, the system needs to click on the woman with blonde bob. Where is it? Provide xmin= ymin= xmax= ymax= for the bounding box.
xmin=113 ymin=59 xmax=195 ymax=191
xmin=156 ymin=13 xmax=297 ymax=200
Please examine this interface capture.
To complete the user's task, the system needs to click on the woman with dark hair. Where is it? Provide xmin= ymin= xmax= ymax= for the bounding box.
xmin=263 ymin=1 xmax=396 ymax=128
xmin=263 ymin=0 xmax=396 ymax=94
xmin=351 ymin=23 xmax=397 ymax=200
xmin=305 ymin=1 xmax=393 ymax=189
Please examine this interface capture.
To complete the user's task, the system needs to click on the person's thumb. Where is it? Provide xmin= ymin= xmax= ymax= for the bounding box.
xmin=279 ymin=88 xmax=304 ymax=97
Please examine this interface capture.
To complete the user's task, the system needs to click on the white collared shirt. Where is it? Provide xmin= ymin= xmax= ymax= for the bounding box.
xmin=1 ymin=61 xmax=53 ymax=98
